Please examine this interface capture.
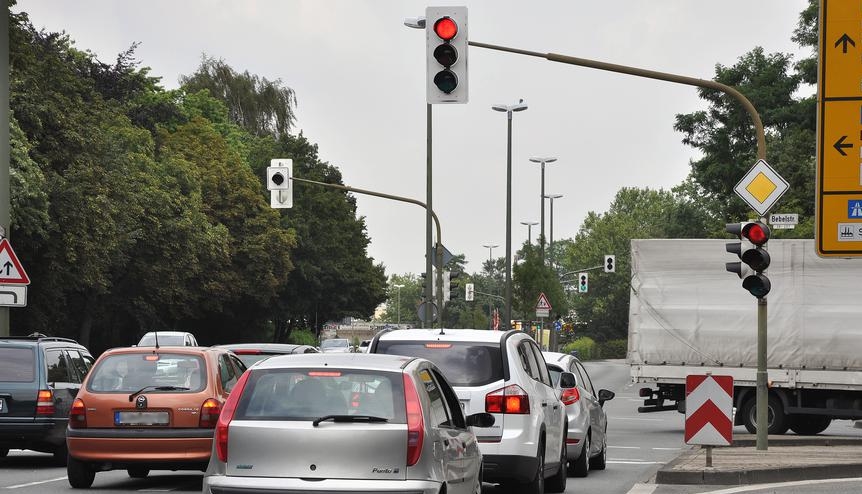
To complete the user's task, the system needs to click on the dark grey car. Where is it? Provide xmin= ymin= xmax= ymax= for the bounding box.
xmin=203 ymin=353 xmax=493 ymax=494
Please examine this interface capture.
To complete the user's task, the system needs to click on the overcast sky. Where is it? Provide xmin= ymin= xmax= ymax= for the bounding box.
xmin=15 ymin=0 xmax=811 ymax=276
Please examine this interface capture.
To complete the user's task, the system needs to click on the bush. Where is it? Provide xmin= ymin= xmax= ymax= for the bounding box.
xmin=287 ymin=329 xmax=317 ymax=346
xmin=562 ymin=337 xmax=596 ymax=361
xmin=598 ymin=339 xmax=628 ymax=359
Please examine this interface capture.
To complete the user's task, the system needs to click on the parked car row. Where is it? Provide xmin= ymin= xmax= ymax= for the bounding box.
xmin=2 ymin=329 xmax=614 ymax=494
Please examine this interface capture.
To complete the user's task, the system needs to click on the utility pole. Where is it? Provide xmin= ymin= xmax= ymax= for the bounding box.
xmin=1 ymin=0 xmax=11 ymax=336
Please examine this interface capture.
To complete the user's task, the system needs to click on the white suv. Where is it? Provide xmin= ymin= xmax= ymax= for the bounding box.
xmin=370 ymin=328 xmax=567 ymax=493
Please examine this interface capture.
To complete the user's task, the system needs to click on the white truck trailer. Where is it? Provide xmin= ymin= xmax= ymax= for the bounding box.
xmin=629 ymin=238 xmax=862 ymax=435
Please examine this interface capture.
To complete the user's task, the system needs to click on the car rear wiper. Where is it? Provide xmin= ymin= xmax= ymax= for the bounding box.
xmin=128 ymin=386 xmax=189 ymax=402
xmin=312 ymin=415 xmax=389 ymax=427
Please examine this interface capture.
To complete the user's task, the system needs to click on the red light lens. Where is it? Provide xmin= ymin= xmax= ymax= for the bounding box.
xmin=69 ymin=398 xmax=87 ymax=428
xmin=232 ymin=349 xmax=261 ymax=355
xmin=144 ymin=355 xmax=160 ymax=361
xmin=434 ymin=17 xmax=458 ymax=41
xmin=743 ymin=223 xmax=769 ymax=245
xmin=424 ymin=343 xmax=452 ymax=349
xmin=215 ymin=369 xmax=251 ymax=462
xmin=36 ymin=389 xmax=55 ymax=416
xmin=308 ymin=371 xmax=342 ymax=377
xmin=199 ymin=398 xmax=221 ymax=428
xmin=403 ymin=374 xmax=424 ymax=466
xmin=561 ymin=387 xmax=580 ymax=406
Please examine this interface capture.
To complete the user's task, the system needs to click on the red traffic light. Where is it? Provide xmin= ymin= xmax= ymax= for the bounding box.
xmin=434 ymin=17 xmax=458 ymax=41
xmin=741 ymin=222 xmax=769 ymax=246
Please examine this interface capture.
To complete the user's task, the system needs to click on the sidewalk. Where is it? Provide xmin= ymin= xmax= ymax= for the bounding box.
xmin=655 ymin=435 xmax=862 ymax=485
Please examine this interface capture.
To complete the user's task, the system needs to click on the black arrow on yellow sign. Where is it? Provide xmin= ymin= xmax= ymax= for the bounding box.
xmin=834 ymin=135 xmax=853 ymax=156
xmin=835 ymin=33 xmax=856 ymax=54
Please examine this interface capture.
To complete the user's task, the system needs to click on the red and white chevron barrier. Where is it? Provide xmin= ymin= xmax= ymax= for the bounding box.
xmin=685 ymin=374 xmax=733 ymax=446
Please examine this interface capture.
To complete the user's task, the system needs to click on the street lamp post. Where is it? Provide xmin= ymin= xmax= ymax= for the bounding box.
xmin=492 ymin=100 xmax=528 ymax=332
xmin=482 ymin=243 xmax=498 ymax=330
xmin=520 ymin=221 xmax=539 ymax=244
xmin=529 ymin=156 xmax=557 ymax=263
xmin=393 ymin=284 xmax=404 ymax=325
xmin=482 ymin=243 xmax=499 ymax=270
xmin=544 ymin=194 xmax=563 ymax=268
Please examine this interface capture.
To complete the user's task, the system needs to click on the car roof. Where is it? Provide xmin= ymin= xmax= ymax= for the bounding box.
xmin=542 ymin=351 xmax=577 ymax=364
xmin=253 ymin=352 xmax=417 ymax=372
xmin=99 ymin=346 xmax=221 ymax=356
xmin=140 ymin=331 xmax=194 ymax=337
xmin=375 ymin=328 xmax=515 ymax=343
xmin=216 ymin=343 xmax=305 ymax=352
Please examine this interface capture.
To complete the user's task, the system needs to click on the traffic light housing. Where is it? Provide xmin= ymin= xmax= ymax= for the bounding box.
xmin=725 ymin=221 xmax=771 ymax=298
xmin=426 ymin=6 xmax=468 ymax=104
xmin=578 ymin=272 xmax=588 ymax=293
xmin=445 ymin=270 xmax=461 ymax=302
xmin=267 ymin=159 xmax=293 ymax=209
xmin=465 ymin=283 xmax=475 ymax=301
xmin=604 ymin=254 xmax=616 ymax=273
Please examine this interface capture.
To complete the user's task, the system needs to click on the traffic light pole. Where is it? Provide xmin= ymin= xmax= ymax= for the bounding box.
xmin=288 ymin=176 xmax=446 ymax=328
xmin=425 ymin=103 xmax=433 ymax=329
xmin=1 ymin=0 xmax=10 ymax=336
xmin=469 ymin=40 xmax=770 ymax=449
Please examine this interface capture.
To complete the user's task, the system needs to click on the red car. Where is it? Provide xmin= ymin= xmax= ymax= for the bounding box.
xmin=66 ymin=346 xmax=246 ymax=488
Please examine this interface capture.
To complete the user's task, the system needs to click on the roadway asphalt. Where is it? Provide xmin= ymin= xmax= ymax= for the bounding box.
xmin=654 ymin=433 xmax=862 ymax=485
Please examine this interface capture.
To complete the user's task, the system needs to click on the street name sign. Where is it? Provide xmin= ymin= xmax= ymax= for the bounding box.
xmin=816 ymin=0 xmax=862 ymax=256
xmin=769 ymin=213 xmax=799 ymax=230
xmin=684 ymin=374 xmax=733 ymax=446
xmin=733 ymin=159 xmax=789 ymax=216
xmin=535 ymin=292 xmax=551 ymax=319
xmin=0 ymin=239 xmax=30 ymax=285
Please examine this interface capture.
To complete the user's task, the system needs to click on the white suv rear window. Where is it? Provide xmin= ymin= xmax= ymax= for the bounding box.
xmin=375 ymin=341 xmax=503 ymax=387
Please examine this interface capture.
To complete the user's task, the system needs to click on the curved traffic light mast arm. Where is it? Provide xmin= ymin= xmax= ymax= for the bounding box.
xmin=559 ymin=265 xmax=603 ymax=279
xmin=467 ymin=41 xmax=766 ymax=161
xmin=289 ymin=176 xmax=447 ymax=328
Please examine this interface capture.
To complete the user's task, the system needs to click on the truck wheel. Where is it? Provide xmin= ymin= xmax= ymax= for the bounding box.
xmin=740 ymin=394 xmax=789 ymax=435
xmin=789 ymin=414 xmax=832 ymax=435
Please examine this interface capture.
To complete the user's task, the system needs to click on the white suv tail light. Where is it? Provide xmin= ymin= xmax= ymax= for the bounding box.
xmin=485 ymin=384 xmax=530 ymax=414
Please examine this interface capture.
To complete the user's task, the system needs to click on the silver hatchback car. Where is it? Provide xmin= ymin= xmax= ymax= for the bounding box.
xmin=543 ymin=351 xmax=615 ymax=477
xmin=203 ymin=353 xmax=493 ymax=494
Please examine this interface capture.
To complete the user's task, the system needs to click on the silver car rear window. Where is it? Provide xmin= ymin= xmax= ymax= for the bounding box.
xmin=0 ymin=347 xmax=35 ymax=382
xmin=87 ymin=353 xmax=206 ymax=393
xmin=235 ymin=368 xmax=406 ymax=423
xmin=375 ymin=341 xmax=503 ymax=387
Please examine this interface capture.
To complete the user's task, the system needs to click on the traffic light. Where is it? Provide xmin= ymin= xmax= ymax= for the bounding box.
xmin=445 ymin=270 xmax=461 ymax=302
xmin=267 ymin=159 xmax=293 ymax=209
xmin=426 ymin=6 xmax=468 ymax=104
xmin=604 ymin=254 xmax=616 ymax=273
xmin=578 ymin=273 xmax=588 ymax=293
xmin=725 ymin=221 xmax=771 ymax=298
xmin=465 ymin=283 xmax=475 ymax=301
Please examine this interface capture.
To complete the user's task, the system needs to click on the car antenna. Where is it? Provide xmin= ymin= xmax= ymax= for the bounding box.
xmin=439 ymin=326 xmax=445 ymax=336
xmin=154 ymin=331 xmax=159 ymax=350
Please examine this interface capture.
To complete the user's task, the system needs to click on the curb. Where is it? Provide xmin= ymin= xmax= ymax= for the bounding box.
xmin=656 ymin=462 xmax=862 ymax=485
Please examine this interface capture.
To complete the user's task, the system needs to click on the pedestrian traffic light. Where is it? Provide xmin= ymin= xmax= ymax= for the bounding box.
xmin=426 ymin=6 xmax=468 ymax=104
xmin=725 ymin=221 xmax=771 ymax=298
xmin=578 ymin=273 xmax=588 ymax=293
xmin=604 ymin=254 xmax=616 ymax=273
xmin=465 ymin=283 xmax=475 ymax=301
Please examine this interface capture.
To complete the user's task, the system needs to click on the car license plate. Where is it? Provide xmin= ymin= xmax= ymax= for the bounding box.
xmin=114 ymin=411 xmax=169 ymax=426
xmin=0 ymin=398 xmax=6 ymax=414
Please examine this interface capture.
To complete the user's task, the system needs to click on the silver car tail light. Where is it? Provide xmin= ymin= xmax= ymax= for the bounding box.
xmin=485 ymin=384 xmax=530 ymax=414
xmin=403 ymin=373 xmax=424 ymax=466
xmin=215 ymin=370 xmax=251 ymax=462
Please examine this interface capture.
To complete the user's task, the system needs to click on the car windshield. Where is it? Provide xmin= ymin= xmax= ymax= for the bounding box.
xmin=235 ymin=368 xmax=406 ymax=423
xmin=0 ymin=347 xmax=35 ymax=382
xmin=375 ymin=341 xmax=503 ymax=387
xmin=138 ymin=334 xmax=186 ymax=346
xmin=321 ymin=339 xmax=348 ymax=349
xmin=88 ymin=353 xmax=206 ymax=393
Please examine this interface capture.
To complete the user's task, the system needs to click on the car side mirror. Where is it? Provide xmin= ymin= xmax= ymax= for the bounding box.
xmin=598 ymin=389 xmax=615 ymax=406
xmin=466 ymin=412 xmax=495 ymax=428
xmin=558 ymin=372 xmax=577 ymax=389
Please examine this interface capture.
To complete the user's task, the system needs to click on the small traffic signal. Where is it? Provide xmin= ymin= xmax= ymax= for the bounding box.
xmin=725 ymin=221 xmax=771 ymax=298
xmin=267 ymin=159 xmax=293 ymax=209
xmin=578 ymin=273 xmax=588 ymax=293
xmin=426 ymin=6 xmax=468 ymax=104
xmin=465 ymin=283 xmax=474 ymax=301
xmin=604 ymin=254 xmax=616 ymax=273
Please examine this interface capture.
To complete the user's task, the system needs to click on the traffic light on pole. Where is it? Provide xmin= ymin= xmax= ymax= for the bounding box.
xmin=426 ymin=6 xmax=468 ymax=104
xmin=578 ymin=273 xmax=588 ymax=293
xmin=604 ymin=254 xmax=616 ymax=273
xmin=465 ymin=283 xmax=475 ymax=301
xmin=267 ymin=159 xmax=293 ymax=209
xmin=446 ymin=270 xmax=461 ymax=302
xmin=725 ymin=221 xmax=771 ymax=298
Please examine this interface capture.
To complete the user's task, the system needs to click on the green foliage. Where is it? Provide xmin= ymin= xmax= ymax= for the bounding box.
xmin=287 ymin=329 xmax=318 ymax=346
xmin=598 ymin=339 xmax=628 ymax=359
xmin=512 ymin=243 xmax=567 ymax=322
xmin=562 ymin=337 xmax=597 ymax=361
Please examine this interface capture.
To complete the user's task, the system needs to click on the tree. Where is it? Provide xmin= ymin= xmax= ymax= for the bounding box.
xmin=377 ymin=274 xmax=422 ymax=326
xmin=512 ymin=242 xmax=567 ymax=326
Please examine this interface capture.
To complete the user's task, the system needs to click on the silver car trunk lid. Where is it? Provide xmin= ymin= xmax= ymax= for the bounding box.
xmin=227 ymin=420 xmax=408 ymax=479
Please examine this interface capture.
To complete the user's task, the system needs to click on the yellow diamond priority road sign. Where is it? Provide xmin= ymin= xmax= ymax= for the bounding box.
xmin=733 ymin=159 xmax=789 ymax=216
xmin=816 ymin=0 xmax=862 ymax=256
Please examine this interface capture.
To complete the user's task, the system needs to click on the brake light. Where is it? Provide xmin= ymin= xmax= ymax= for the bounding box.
xmin=215 ymin=370 xmax=251 ymax=462
xmin=199 ymin=398 xmax=221 ymax=428
xmin=561 ymin=387 xmax=580 ymax=406
xmin=308 ymin=371 xmax=342 ymax=377
xmin=69 ymin=398 xmax=87 ymax=428
xmin=403 ymin=374 xmax=424 ymax=467
xmin=36 ymin=389 xmax=55 ymax=416
xmin=485 ymin=384 xmax=530 ymax=414
xmin=424 ymin=343 xmax=452 ymax=349
xmin=231 ymin=349 xmax=261 ymax=355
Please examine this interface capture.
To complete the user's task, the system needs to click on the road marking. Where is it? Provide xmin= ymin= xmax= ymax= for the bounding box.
xmin=4 ymin=477 xmax=67 ymax=489
xmin=699 ymin=477 xmax=862 ymax=494
xmin=608 ymin=460 xmax=663 ymax=465
xmin=626 ymin=483 xmax=658 ymax=494
xmin=614 ymin=417 xmax=667 ymax=421
xmin=651 ymin=447 xmax=681 ymax=450
xmin=609 ymin=445 xmax=641 ymax=449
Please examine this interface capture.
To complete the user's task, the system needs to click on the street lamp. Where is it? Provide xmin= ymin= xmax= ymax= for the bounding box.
xmin=492 ymin=99 xmax=528 ymax=332
xmin=529 ymin=156 xmax=558 ymax=263
xmin=482 ymin=243 xmax=499 ymax=269
xmin=393 ymin=284 xmax=404 ymax=325
xmin=520 ymin=221 xmax=539 ymax=244
xmin=544 ymin=194 xmax=563 ymax=268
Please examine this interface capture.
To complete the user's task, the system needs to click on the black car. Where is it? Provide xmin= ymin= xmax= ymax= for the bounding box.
xmin=216 ymin=343 xmax=319 ymax=367
xmin=0 ymin=334 xmax=94 ymax=463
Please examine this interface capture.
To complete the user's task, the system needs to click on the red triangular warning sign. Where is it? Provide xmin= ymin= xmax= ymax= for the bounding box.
xmin=0 ymin=239 xmax=30 ymax=285
xmin=535 ymin=292 xmax=552 ymax=311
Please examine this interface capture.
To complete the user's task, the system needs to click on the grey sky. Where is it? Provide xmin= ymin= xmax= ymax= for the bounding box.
xmin=15 ymin=0 xmax=810 ymax=276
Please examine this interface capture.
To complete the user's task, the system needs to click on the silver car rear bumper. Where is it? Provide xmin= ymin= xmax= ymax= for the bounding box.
xmin=204 ymin=475 xmax=441 ymax=494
